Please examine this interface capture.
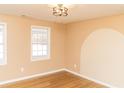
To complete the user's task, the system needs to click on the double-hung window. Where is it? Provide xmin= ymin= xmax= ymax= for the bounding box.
xmin=31 ymin=26 xmax=50 ymax=61
xmin=0 ymin=23 xmax=7 ymax=65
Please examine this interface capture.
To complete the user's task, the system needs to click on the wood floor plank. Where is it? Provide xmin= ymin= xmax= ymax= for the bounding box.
xmin=0 ymin=71 xmax=106 ymax=88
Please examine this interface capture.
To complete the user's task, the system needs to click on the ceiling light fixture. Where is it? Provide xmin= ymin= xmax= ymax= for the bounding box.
xmin=53 ymin=4 xmax=68 ymax=16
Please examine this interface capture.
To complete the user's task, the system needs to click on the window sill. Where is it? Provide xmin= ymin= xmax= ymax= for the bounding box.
xmin=31 ymin=57 xmax=50 ymax=62
xmin=0 ymin=62 xmax=7 ymax=65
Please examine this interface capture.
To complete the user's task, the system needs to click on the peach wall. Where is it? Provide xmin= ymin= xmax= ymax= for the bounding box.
xmin=66 ymin=14 xmax=124 ymax=87
xmin=0 ymin=14 xmax=66 ymax=81
xmin=0 ymin=13 xmax=124 ymax=87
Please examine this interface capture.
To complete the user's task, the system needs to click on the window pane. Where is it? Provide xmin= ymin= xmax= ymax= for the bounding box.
xmin=32 ymin=44 xmax=37 ymax=51
xmin=0 ymin=60 xmax=3 ymax=64
xmin=32 ymin=33 xmax=37 ymax=38
xmin=0 ymin=31 xmax=3 ymax=35
xmin=42 ymin=32 xmax=48 ymax=41
xmin=0 ymin=53 xmax=3 ymax=59
xmin=32 ymin=26 xmax=50 ymax=60
xmin=0 ymin=25 xmax=4 ymax=29
xmin=43 ymin=51 xmax=47 ymax=56
xmin=0 ymin=35 xmax=3 ymax=43
xmin=32 ymin=51 xmax=37 ymax=56
xmin=43 ymin=45 xmax=47 ymax=51
xmin=0 ymin=24 xmax=6 ymax=65
xmin=38 ymin=51 xmax=42 ymax=56
xmin=0 ymin=45 xmax=3 ymax=52
xmin=38 ymin=44 xmax=42 ymax=51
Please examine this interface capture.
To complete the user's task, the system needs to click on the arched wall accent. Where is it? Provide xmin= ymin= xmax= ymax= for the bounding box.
xmin=80 ymin=28 xmax=124 ymax=87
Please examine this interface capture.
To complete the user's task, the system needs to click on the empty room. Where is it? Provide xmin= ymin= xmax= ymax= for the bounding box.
xmin=0 ymin=3 xmax=124 ymax=89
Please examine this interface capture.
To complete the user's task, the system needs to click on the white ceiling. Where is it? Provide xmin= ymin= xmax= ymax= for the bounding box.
xmin=0 ymin=4 xmax=123 ymax=24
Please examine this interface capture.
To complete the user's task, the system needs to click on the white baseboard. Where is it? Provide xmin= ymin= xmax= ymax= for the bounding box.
xmin=0 ymin=68 xmax=116 ymax=88
xmin=0 ymin=68 xmax=65 ymax=85
xmin=64 ymin=69 xmax=116 ymax=88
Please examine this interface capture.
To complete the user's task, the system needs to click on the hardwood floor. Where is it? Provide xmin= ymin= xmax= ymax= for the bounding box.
xmin=0 ymin=71 xmax=106 ymax=88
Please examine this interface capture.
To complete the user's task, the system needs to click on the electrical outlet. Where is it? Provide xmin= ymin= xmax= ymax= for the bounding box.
xmin=21 ymin=67 xmax=24 ymax=72
xmin=74 ymin=64 xmax=77 ymax=68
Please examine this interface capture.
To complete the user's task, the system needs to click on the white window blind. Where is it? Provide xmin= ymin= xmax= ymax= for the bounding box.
xmin=31 ymin=26 xmax=50 ymax=61
xmin=0 ymin=23 xmax=6 ymax=65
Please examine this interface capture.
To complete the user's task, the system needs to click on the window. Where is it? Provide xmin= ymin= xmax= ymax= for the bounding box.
xmin=31 ymin=26 xmax=50 ymax=61
xmin=0 ymin=23 xmax=7 ymax=65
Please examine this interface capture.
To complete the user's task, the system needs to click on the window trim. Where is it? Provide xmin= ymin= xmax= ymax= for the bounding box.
xmin=31 ymin=25 xmax=51 ymax=62
xmin=0 ymin=22 xmax=7 ymax=65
